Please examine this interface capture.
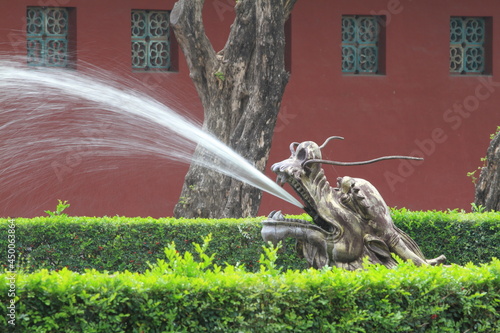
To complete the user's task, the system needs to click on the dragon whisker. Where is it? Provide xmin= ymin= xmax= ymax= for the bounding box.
xmin=302 ymin=155 xmax=424 ymax=167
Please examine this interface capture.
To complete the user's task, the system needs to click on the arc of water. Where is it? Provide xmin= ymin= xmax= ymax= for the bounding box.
xmin=0 ymin=60 xmax=303 ymax=209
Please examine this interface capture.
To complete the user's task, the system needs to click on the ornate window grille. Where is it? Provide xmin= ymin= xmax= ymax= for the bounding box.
xmin=26 ymin=7 xmax=70 ymax=67
xmin=341 ymin=16 xmax=380 ymax=74
xmin=131 ymin=10 xmax=171 ymax=70
xmin=450 ymin=17 xmax=486 ymax=74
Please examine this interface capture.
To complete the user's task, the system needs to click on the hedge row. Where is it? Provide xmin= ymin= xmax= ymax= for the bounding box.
xmin=390 ymin=209 xmax=500 ymax=265
xmin=1 ymin=242 xmax=499 ymax=332
xmin=0 ymin=215 xmax=305 ymax=273
xmin=1 ymin=209 xmax=499 ymax=273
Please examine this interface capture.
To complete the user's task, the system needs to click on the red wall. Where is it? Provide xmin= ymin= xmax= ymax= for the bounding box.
xmin=1 ymin=0 xmax=499 ymax=217
xmin=265 ymin=0 xmax=500 ymax=215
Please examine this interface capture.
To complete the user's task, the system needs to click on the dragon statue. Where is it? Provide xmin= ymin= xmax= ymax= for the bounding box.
xmin=261 ymin=136 xmax=446 ymax=270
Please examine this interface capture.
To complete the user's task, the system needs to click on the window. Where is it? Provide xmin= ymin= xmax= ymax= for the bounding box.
xmin=341 ymin=15 xmax=383 ymax=74
xmin=26 ymin=7 xmax=73 ymax=67
xmin=131 ymin=10 xmax=171 ymax=71
xmin=450 ymin=17 xmax=489 ymax=74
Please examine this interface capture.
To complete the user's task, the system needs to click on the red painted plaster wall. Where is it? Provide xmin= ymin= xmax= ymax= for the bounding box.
xmin=1 ymin=0 xmax=499 ymax=217
xmin=264 ymin=0 xmax=500 ymax=216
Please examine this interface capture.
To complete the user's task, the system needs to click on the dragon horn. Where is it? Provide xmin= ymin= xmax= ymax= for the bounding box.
xmin=303 ymin=155 xmax=424 ymax=167
xmin=319 ymin=136 xmax=344 ymax=149
xmin=289 ymin=142 xmax=299 ymax=154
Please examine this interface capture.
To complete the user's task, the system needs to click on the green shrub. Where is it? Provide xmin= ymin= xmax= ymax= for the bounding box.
xmin=0 ymin=215 xmax=307 ymax=273
xmin=1 ymin=239 xmax=498 ymax=332
xmin=0 ymin=209 xmax=499 ymax=273
xmin=390 ymin=208 xmax=500 ymax=265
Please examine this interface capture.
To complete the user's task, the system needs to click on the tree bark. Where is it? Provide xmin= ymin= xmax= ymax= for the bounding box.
xmin=475 ymin=131 xmax=500 ymax=211
xmin=171 ymin=0 xmax=297 ymax=218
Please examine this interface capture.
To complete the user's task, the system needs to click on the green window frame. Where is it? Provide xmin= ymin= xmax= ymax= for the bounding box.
xmin=450 ymin=17 xmax=488 ymax=74
xmin=131 ymin=10 xmax=171 ymax=71
xmin=26 ymin=7 xmax=71 ymax=68
xmin=341 ymin=15 xmax=382 ymax=74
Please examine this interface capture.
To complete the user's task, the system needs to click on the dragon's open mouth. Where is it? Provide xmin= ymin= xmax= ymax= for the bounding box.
xmin=272 ymin=171 xmax=336 ymax=233
xmin=275 ymin=172 xmax=315 ymax=211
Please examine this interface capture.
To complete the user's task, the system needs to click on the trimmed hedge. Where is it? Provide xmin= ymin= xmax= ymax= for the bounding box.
xmin=1 ymin=243 xmax=499 ymax=332
xmin=0 ymin=215 xmax=307 ymax=273
xmin=1 ymin=209 xmax=499 ymax=273
xmin=391 ymin=209 xmax=500 ymax=265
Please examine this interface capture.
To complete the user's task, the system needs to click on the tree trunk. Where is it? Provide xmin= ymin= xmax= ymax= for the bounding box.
xmin=171 ymin=0 xmax=297 ymax=218
xmin=475 ymin=131 xmax=500 ymax=211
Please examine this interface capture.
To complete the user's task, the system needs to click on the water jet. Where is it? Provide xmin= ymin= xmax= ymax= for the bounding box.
xmin=0 ymin=59 xmax=302 ymax=215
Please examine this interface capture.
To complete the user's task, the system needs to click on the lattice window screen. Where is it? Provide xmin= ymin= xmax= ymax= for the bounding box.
xmin=341 ymin=16 xmax=380 ymax=74
xmin=27 ymin=7 xmax=70 ymax=67
xmin=131 ymin=10 xmax=171 ymax=70
xmin=450 ymin=17 xmax=486 ymax=74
